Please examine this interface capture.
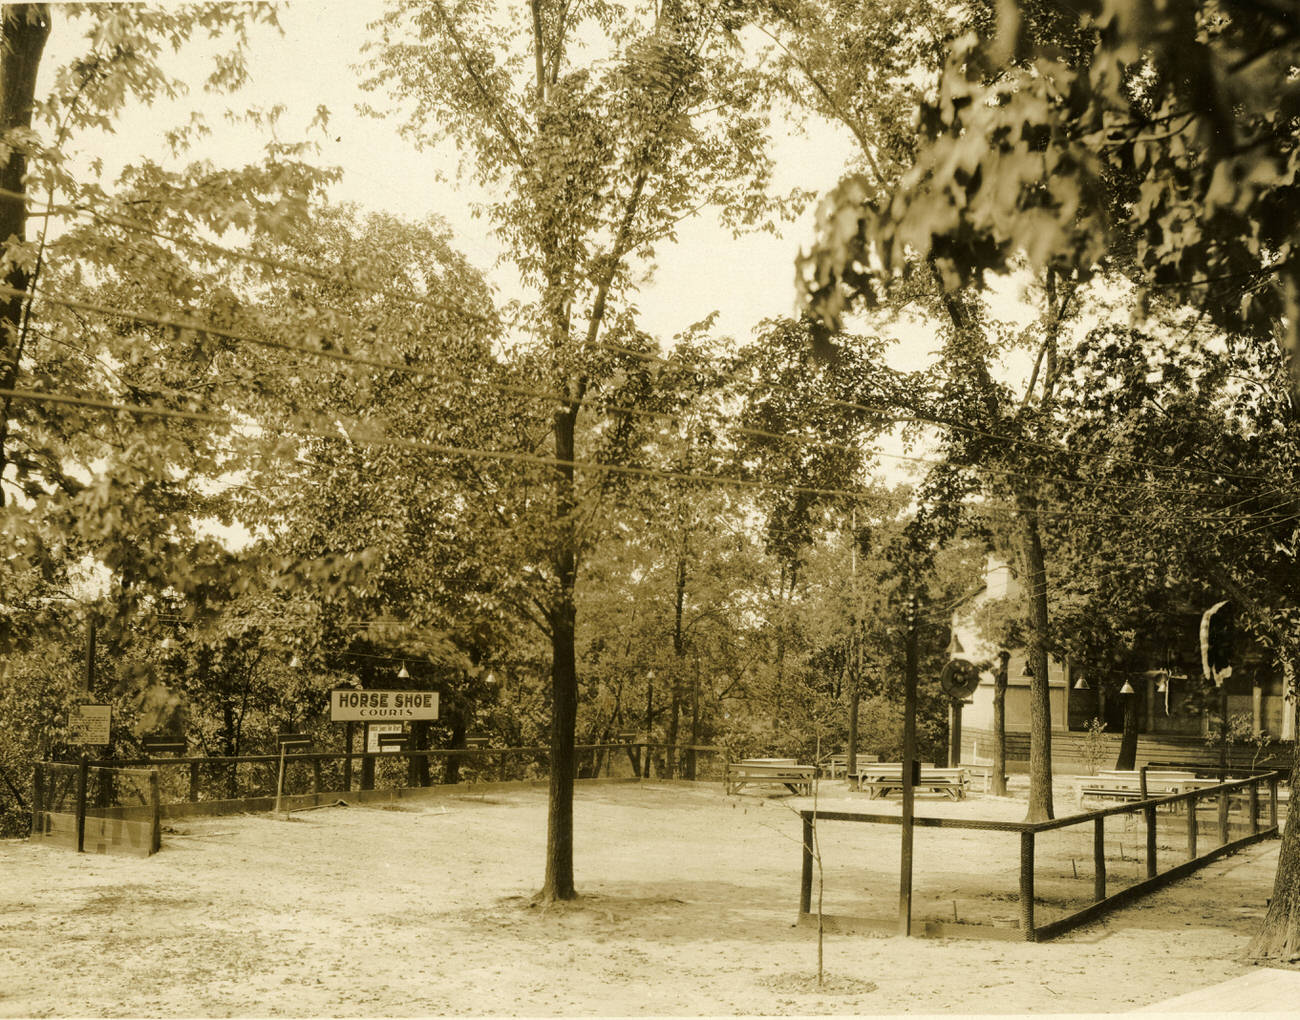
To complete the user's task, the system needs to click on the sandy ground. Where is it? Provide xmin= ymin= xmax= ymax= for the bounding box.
xmin=0 ymin=778 xmax=1288 ymax=1017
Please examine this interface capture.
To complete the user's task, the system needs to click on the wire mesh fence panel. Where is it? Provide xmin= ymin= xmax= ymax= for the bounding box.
xmin=34 ymin=762 xmax=79 ymax=816
xmin=31 ymin=762 xmax=158 ymax=857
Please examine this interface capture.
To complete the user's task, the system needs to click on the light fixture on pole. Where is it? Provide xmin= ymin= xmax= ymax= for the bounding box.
xmin=1073 ymin=674 xmax=1089 ymax=691
xmin=397 ymin=662 xmax=410 ymax=679
xmin=1119 ymin=679 xmax=1136 ymax=695
xmin=946 ymin=632 xmax=963 ymax=657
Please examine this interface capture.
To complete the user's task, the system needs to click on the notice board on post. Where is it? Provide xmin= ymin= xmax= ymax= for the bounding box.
xmin=70 ymin=704 xmax=112 ymax=745
xmin=366 ymin=723 xmax=404 ymax=753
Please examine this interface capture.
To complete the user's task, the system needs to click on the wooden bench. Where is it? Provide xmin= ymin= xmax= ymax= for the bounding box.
xmin=816 ymin=752 xmax=878 ymax=778
xmin=963 ymin=763 xmax=1009 ymax=794
xmin=725 ymin=761 xmax=815 ymax=796
xmin=853 ymin=764 xmax=969 ymax=800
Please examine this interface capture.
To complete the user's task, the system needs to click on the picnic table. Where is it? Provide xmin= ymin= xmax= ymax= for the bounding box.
xmin=725 ymin=759 xmax=816 ymax=796
xmin=1077 ymin=769 xmax=1205 ymax=808
xmin=852 ymin=763 xmax=969 ymax=800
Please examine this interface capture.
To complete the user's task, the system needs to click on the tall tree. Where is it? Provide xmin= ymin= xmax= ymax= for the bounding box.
xmin=796 ymin=0 xmax=1300 ymax=955
xmin=769 ymin=0 xmax=1092 ymax=819
xmin=0 ymin=4 xmax=49 ymax=502
xmin=363 ymin=0 xmax=792 ymax=900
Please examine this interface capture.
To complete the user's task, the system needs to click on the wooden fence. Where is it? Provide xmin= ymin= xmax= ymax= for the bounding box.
xmin=798 ymin=769 xmax=1283 ymax=942
xmin=37 ymin=743 xmax=725 ymax=818
xmin=962 ymin=727 xmax=1295 ymax=774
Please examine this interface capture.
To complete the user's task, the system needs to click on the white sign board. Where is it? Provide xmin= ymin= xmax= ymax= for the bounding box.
xmin=70 ymin=704 xmax=112 ymax=745
xmin=331 ymin=689 xmax=439 ymax=721
xmin=367 ymin=723 xmax=403 ymax=753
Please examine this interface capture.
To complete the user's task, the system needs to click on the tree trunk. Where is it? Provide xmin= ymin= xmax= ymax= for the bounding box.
xmin=847 ymin=679 xmax=859 ymax=778
xmin=443 ymin=715 xmax=465 ymax=785
xmin=688 ymin=660 xmax=700 ymax=780
xmin=1115 ymin=690 xmax=1139 ymax=770
xmin=221 ymin=701 xmax=239 ymax=798
xmin=643 ymin=671 xmax=653 ymax=778
xmin=1015 ymin=491 xmax=1054 ymax=821
xmin=409 ymin=719 xmax=430 ymax=787
xmin=0 ymin=4 xmax=49 ymax=504
xmin=360 ymin=726 xmax=375 ymax=791
xmin=992 ymin=650 xmax=1009 ymax=796
xmin=1247 ymin=742 xmax=1300 ymax=961
xmin=539 ymin=404 xmax=579 ymax=902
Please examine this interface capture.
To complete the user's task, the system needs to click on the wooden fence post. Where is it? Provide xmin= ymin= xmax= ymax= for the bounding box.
xmin=1249 ymin=782 xmax=1260 ymax=836
xmin=273 ymin=745 xmax=287 ymax=817
xmin=149 ymin=770 xmax=161 ymax=854
xmin=1144 ymin=805 xmax=1157 ymax=879
xmin=1019 ymin=831 xmax=1036 ymax=940
xmin=1269 ymin=775 xmax=1279 ymax=830
xmin=343 ymin=722 xmax=354 ymax=793
xmin=189 ymin=760 xmax=200 ymax=803
xmin=1218 ymin=786 xmax=1230 ymax=845
xmin=30 ymin=762 xmax=43 ymax=836
xmin=800 ymin=813 xmax=813 ymax=914
xmin=1093 ymin=817 xmax=1106 ymax=901
xmin=1187 ymin=791 xmax=1198 ymax=860
xmin=75 ymin=754 xmax=89 ymax=853
xmin=312 ymin=757 xmax=322 ymax=795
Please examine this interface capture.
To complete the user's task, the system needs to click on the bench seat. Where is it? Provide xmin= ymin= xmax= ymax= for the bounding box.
xmin=853 ymin=765 xmax=969 ymax=800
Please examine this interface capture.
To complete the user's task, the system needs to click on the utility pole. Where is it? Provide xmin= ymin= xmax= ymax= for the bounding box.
xmin=84 ymin=617 xmax=96 ymax=692
xmin=847 ymin=509 xmax=859 ymax=777
xmin=899 ymin=591 xmax=919 ymax=936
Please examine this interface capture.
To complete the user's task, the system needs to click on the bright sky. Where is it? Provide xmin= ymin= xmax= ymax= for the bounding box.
xmin=43 ymin=0 xmax=1062 ymax=501
xmin=50 ymin=0 xmax=866 ymax=351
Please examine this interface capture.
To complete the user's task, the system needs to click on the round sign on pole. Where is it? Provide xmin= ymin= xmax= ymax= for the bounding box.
xmin=939 ymin=658 xmax=982 ymax=700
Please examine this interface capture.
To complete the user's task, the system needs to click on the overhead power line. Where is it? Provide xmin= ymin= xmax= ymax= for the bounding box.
xmin=0 ymin=386 xmax=877 ymax=502
xmin=590 ymin=338 xmax=1287 ymax=486
xmin=8 ymin=384 xmax=1298 ymax=533
xmin=7 ymin=281 xmax=1294 ymax=513
xmin=6 ymin=175 xmax=1295 ymax=495
xmin=0 ymin=186 xmax=495 ymax=327
xmin=1 ymin=184 xmax=1288 ymax=492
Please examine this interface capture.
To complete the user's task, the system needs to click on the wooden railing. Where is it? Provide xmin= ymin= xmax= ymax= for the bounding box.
xmin=798 ymin=769 xmax=1284 ymax=942
xmin=42 ymin=742 xmax=726 ymax=811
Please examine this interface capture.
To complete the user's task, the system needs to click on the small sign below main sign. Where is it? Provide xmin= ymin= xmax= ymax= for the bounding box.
xmin=330 ymin=689 xmax=439 ymax=721
xmin=367 ymin=723 xmax=403 ymax=753
xmin=70 ymin=704 xmax=112 ymax=745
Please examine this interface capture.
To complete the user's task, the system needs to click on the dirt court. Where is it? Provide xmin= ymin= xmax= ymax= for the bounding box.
xmin=0 ymin=778 xmax=1287 ymax=1017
